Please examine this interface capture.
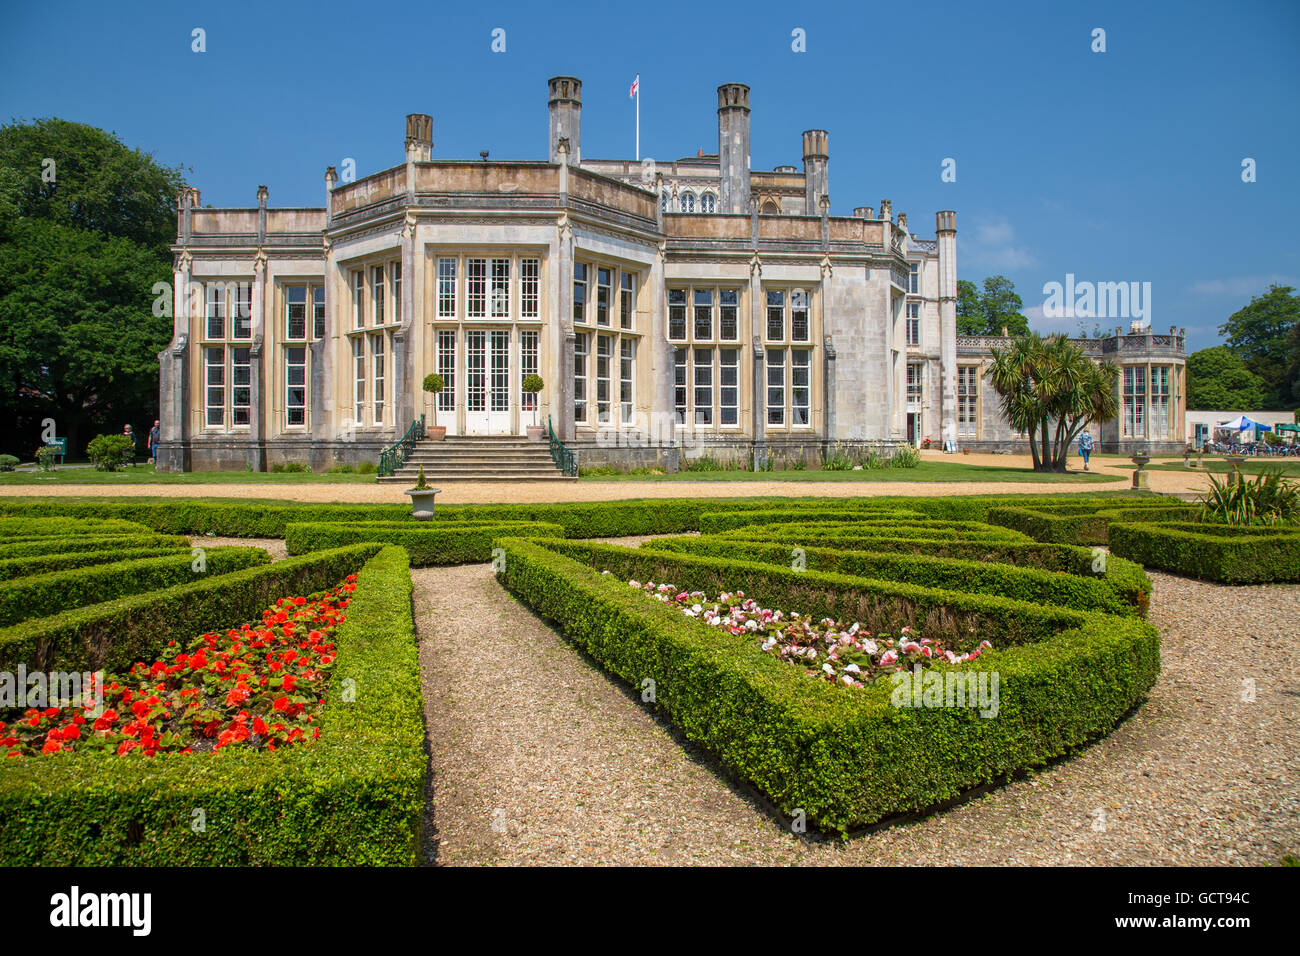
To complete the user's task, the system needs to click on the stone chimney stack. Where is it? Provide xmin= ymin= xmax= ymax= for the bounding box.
xmin=548 ymin=76 xmax=582 ymax=165
xmin=801 ymin=129 xmax=828 ymax=215
xmin=853 ymin=206 xmax=873 ymax=219
xmin=717 ymin=83 xmax=751 ymax=215
xmin=405 ymin=114 xmax=433 ymax=162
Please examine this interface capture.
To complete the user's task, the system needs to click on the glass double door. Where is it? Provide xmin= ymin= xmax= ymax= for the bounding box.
xmin=465 ymin=328 xmax=511 ymax=434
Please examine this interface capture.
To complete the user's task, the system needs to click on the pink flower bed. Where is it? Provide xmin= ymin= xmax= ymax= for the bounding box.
xmin=630 ymin=579 xmax=991 ymax=689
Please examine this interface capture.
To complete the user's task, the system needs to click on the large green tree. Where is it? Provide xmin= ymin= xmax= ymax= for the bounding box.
xmin=956 ymin=275 xmax=1030 ymax=337
xmin=1185 ymin=346 xmax=1267 ymax=410
xmin=0 ymin=118 xmax=184 ymax=458
xmin=1218 ymin=284 xmax=1300 ymax=410
xmin=987 ymin=332 xmax=1119 ymax=473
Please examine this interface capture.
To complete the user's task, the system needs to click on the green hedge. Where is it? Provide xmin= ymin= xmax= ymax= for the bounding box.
xmin=0 ymin=543 xmax=380 ymax=673
xmin=0 ymin=493 xmax=1166 ymax=539
xmin=0 ymin=516 xmax=153 ymax=539
xmin=640 ymin=536 xmax=1142 ymax=616
xmin=0 ymin=545 xmax=193 ymax=581
xmin=985 ymin=502 xmax=1198 ymax=545
xmin=711 ymin=521 xmax=1032 ymax=546
xmin=495 ymin=537 xmax=1160 ymax=833
xmin=0 ymin=534 xmax=192 ymax=559
xmin=0 ymin=547 xmax=270 ymax=627
xmin=0 ymin=545 xmax=425 ymax=865
xmin=700 ymin=510 xmax=951 ymax=535
xmin=285 ymin=519 xmax=565 ymax=566
xmin=1108 ymin=521 xmax=1300 ymax=584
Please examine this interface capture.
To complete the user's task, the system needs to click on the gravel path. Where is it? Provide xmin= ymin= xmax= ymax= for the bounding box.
xmin=192 ymin=536 xmax=288 ymax=561
xmin=415 ymin=560 xmax=1299 ymax=866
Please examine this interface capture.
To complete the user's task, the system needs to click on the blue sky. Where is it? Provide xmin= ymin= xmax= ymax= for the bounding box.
xmin=3 ymin=0 xmax=1297 ymax=352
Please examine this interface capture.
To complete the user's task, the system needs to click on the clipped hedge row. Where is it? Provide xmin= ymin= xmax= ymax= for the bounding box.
xmin=698 ymin=511 xmax=987 ymax=535
xmin=0 ymin=516 xmax=153 ymax=539
xmin=285 ymin=519 xmax=565 ymax=566
xmin=496 ymin=537 xmax=1160 ymax=833
xmin=711 ymin=520 xmax=1033 ymax=546
xmin=0 ymin=543 xmax=381 ymax=673
xmin=0 ymin=545 xmax=426 ymax=865
xmin=1108 ymin=521 xmax=1300 ymax=584
xmin=641 ymin=536 xmax=1142 ymax=617
xmin=0 ymin=547 xmax=270 ymax=627
xmin=0 ymin=493 xmax=1166 ymax=540
xmin=0 ymin=545 xmax=193 ymax=581
xmin=985 ymin=502 xmax=1197 ymax=545
xmin=0 ymin=534 xmax=192 ymax=559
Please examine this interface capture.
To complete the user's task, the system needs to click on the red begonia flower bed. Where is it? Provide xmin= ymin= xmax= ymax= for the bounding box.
xmin=0 ymin=575 xmax=357 ymax=758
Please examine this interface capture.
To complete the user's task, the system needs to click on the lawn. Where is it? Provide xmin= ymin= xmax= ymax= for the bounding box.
xmin=0 ymin=464 xmax=376 ymax=484
xmin=1146 ymin=459 xmax=1300 ymax=476
xmin=581 ymin=461 xmax=1119 ymax=483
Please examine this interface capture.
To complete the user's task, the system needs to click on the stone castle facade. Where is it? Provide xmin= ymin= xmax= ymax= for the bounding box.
xmin=157 ymin=76 xmax=1186 ymax=472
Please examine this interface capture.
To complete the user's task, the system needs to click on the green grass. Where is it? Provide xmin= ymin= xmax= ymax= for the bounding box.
xmin=580 ymin=461 xmax=1120 ymax=483
xmin=1147 ymin=459 xmax=1300 ymax=476
xmin=0 ymin=464 xmax=376 ymax=484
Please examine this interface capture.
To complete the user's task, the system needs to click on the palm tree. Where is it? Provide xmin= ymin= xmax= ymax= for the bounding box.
xmin=987 ymin=333 xmax=1118 ymax=473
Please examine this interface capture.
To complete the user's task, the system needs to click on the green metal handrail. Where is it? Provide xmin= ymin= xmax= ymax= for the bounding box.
xmin=546 ymin=415 xmax=577 ymax=477
xmin=377 ymin=414 xmax=425 ymax=478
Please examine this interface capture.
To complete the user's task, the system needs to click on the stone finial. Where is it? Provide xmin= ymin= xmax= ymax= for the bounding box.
xmin=880 ymin=199 xmax=892 ymax=221
xmin=256 ymin=185 xmax=269 ymax=205
xmin=818 ymin=194 xmax=830 ymax=216
xmin=325 ymin=166 xmax=338 ymax=187
xmin=935 ymin=210 xmax=956 ymax=233
xmin=897 ymin=212 xmax=907 ymax=231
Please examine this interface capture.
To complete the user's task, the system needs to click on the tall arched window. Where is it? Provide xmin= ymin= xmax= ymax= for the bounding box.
xmin=700 ymin=192 xmax=716 ymax=213
xmin=661 ymin=190 xmax=671 ymax=212
xmin=761 ymin=200 xmax=779 ymax=215
xmin=680 ymin=191 xmax=695 ymax=213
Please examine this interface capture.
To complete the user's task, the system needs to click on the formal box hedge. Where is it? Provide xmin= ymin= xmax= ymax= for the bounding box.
xmin=494 ymin=536 xmax=1160 ymax=833
xmin=710 ymin=520 xmax=1033 ymax=546
xmin=984 ymin=502 xmax=1196 ymax=545
xmin=284 ymin=519 xmax=565 ymax=566
xmin=0 ymin=545 xmax=425 ymax=865
xmin=0 ymin=516 xmax=154 ymax=539
xmin=698 ymin=511 xmax=1008 ymax=536
xmin=640 ymin=536 xmax=1143 ymax=617
xmin=0 ymin=543 xmax=381 ymax=673
xmin=0 ymin=545 xmax=193 ymax=581
xmin=0 ymin=547 xmax=270 ymax=627
xmin=0 ymin=534 xmax=192 ymax=559
xmin=1108 ymin=521 xmax=1300 ymax=584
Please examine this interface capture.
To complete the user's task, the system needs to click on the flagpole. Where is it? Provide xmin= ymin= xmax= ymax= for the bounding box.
xmin=635 ymin=75 xmax=640 ymax=161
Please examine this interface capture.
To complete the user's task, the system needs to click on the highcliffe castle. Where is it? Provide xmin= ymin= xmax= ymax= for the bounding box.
xmin=158 ymin=76 xmax=1186 ymax=472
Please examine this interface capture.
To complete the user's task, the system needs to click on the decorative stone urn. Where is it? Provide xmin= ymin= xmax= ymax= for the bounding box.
xmin=1130 ymin=447 xmax=1152 ymax=490
xmin=405 ymin=466 xmax=440 ymax=520
xmin=1222 ymin=454 xmax=1247 ymax=487
xmin=526 ymin=425 xmax=545 ymax=441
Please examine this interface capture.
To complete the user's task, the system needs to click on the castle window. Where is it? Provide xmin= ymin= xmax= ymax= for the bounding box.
xmin=761 ymin=200 xmax=779 ymax=214
xmin=680 ymin=191 xmax=695 ymax=213
xmin=720 ymin=290 xmax=739 ymax=340
xmin=673 ymin=348 xmax=687 ymax=424
xmin=352 ymin=337 xmax=366 ymax=424
xmin=287 ymin=286 xmax=308 ymax=340
xmin=204 ymin=347 xmax=225 ymax=426
xmin=371 ymin=333 xmax=386 ymax=424
xmin=573 ymin=263 xmax=588 ymax=324
xmin=661 ymin=189 xmax=671 ymax=212
xmin=907 ymin=363 xmax=923 ymax=407
xmin=436 ymin=330 xmax=456 ymax=412
xmin=596 ymin=334 xmax=612 ymax=423
xmin=791 ymin=289 xmax=809 ymax=342
xmin=521 ymin=258 xmax=540 ymax=318
xmin=700 ymin=193 xmax=716 ymax=214
xmin=908 ymin=262 xmax=920 ymax=294
xmin=958 ymin=366 xmax=978 ymax=438
xmin=619 ymin=272 xmax=634 ymax=329
xmin=791 ymin=349 xmax=810 ymax=426
xmin=573 ymin=331 xmax=588 ymax=422
xmin=205 ymin=284 xmax=225 ymax=339
xmin=668 ymin=289 xmax=687 ymax=340
xmin=693 ymin=289 xmax=713 ymax=340
xmin=372 ymin=265 xmax=386 ymax=326
xmin=766 ymin=291 xmax=785 ymax=341
xmin=437 ymin=258 xmax=457 ymax=318
xmin=353 ymin=270 xmax=364 ymax=329
xmin=490 ymin=258 xmax=510 ymax=317
xmin=766 ymin=349 xmax=785 ymax=426
xmin=285 ymin=346 xmax=306 ymax=427
xmin=1152 ymin=366 xmax=1170 ymax=438
xmin=521 ymin=329 xmax=540 ymax=412
xmin=467 ymin=258 xmax=487 ymax=318
xmin=596 ymin=268 xmax=611 ymax=327
xmin=719 ymin=348 xmax=739 ymax=425
xmin=1123 ymin=366 xmax=1146 ymax=438
xmin=231 ymin=347 xmax=251 ymax=426
xmin=313 ymin=286 xmax=325 ymax=339
xmin=233 ymin=284 xmax=252 ymax=339
xmin=620 ymin=339 xmax=635 ymax=423
xmin=693 ymin=347 xmax=713 ymax=426
xmin=391 ymin=262 xmax=402 ymax=324
xmin=906 ymin=304 xmax=921 ymax=347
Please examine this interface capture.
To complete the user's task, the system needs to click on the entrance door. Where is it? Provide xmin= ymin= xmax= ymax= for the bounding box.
xmin=465 ymin=328 xmax=512 ymax=435
xmin=906 ymin=412 xmax=917 ymax=444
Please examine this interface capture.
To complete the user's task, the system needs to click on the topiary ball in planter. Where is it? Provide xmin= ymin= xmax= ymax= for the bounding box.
xmin=422 ymin=374 xmax=448 ymax=440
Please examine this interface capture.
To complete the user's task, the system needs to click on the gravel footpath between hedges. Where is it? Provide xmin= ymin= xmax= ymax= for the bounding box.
xmin=414 ymin=555 xmax=1299 ymax=866
xmin=191 ymin=537 xmax=288 ymax=561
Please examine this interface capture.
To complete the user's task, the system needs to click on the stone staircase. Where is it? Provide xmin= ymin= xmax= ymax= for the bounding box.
xmin=378 ymin=435 xmax=575 ymax=483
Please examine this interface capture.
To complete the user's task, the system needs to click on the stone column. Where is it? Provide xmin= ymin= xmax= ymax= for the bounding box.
xmin=392 ymin=214 xmax=416 ymax=434
xmin=556 ymin=215 xmax=575 ymax=441
xmin=937 ymin=211 xmax=957 ymax=446
xmin=749 ymin=253 xmax=766 ymax=467
xmin=819 ymin=256 xmax=834 ymax=442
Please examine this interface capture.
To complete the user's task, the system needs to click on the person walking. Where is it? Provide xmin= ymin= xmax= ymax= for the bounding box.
xmin=148 ymin=420 xmax=160 ymax=463
xmin=1078 ymin=430 xmax=1094 ymax=471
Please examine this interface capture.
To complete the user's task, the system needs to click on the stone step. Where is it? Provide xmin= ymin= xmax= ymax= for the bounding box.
xmin=377 ymin=472 xmax=576 ymax=483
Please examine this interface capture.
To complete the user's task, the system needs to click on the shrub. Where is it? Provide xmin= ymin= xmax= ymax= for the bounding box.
xmin=0 ymin=455 xmax=18 ymax=471
xmin=85 ymin=434 xmax=135 ymax=471
xmin=0 ymin=547 xmax=270 ymax=627
xmin=1199 ymin=467 xmax=1300 ymax=526
xmin=0 ymin=545 xmax=194 ymax=582
xmin=890 ymin=445 xmax=922 ymax=468
xmin=0 ymin=534 xmax=191 ymax=559
xmin=1108 ymin=521 xmax=1300 ymax=584
xmin=0 ymin=545 xmax=425 ymax=865
xmin=495 ymin=536 xmax=1160 ymax=833
xmin=0 ymin=516 xmax=152 ymax=539
xmin=284 ymin=520 xmax=564 ymax=566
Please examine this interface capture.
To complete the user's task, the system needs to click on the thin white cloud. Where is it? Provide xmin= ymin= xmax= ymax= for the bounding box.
xmin=958 ymin=217 xmax=1038 ymax=270
xmin=1189 ymin=275 xmax=1295 ymax=297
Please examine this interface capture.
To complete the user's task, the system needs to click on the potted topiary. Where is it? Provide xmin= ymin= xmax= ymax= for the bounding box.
xmin=522 ymin=373 xmax=545 ymax=440
xmin=405 ymin=465 xmax=441 ymax=520
xmin=422 ymin=373 xmax=447 ymax=441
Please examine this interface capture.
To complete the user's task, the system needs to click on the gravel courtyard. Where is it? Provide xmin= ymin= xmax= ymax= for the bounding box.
xmin=414 ymin=557 xmax=1299 ymax=866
